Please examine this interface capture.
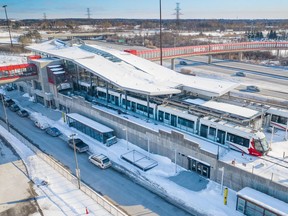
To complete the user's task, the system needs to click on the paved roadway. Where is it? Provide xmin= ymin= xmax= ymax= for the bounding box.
xmin=0 ymin=104 xmax=191 ymax=216
xmin=175 ymin=56 xmax=288 ymax=100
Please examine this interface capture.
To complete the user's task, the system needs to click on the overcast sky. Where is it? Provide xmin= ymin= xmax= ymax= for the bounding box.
xmin=2 ymin=0 xmax=288 ymax=20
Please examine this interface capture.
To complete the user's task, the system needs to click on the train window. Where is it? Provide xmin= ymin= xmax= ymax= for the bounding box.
xmin=217 ymin=130 xmax=226 ymax=144
xmin=227 ymin=133 xmax=249 ymax=147
xmin=209 ymin=127 xmax=216 ymax=136
xmin=171 ymin=115 xmax=177 ymax=127
xmin=178 ymin=117 xmax=194 ymax=129
xmin=165 ymin=113 xmax=170 ymax=120
xmin=158 ymin=111 xmax=164 ymax=122
xmin=208 ymin=127 xmax=216 ymax=141
xmin=200 ymin=125 xmax=208 ymax=138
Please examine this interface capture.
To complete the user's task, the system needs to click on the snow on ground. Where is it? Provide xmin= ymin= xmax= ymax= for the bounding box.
xmin=6 ymin=91 xmax=243 ymax=216
xmin=221 ymin=129 xmax=288 ymax=186
xmin=0 ymin=124 xmax=112 ymax=216
xmin=0 ymin=54 xmax=27 ymax=66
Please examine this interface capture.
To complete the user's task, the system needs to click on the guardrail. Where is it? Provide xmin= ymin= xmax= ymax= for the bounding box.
xmin=126 ymin=41 xmax=288 ymax=60
xmin=0 ymin=120 xmax=128 ymax=216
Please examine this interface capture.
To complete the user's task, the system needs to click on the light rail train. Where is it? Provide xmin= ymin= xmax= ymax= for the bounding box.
xmin=92 ymin=86 xmax=270 ymax=156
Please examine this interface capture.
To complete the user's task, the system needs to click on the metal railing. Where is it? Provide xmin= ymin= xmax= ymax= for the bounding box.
xmin=131 ymin=41 xmax=288 ymax=60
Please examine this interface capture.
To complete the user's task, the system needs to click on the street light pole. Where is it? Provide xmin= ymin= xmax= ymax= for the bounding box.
xmin=2 ymin=5 xmax=13 ymax=47
xmin=159 ymin=0 xmax=163 ymax=65
xmin=70 ymin=133 xmax=81 ymax=189
xmin=1 ymin=94 xmax=10 ymax=132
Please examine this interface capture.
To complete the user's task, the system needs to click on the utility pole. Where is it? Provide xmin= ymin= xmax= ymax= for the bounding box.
xmin=3 ymin=5 xmax=13 ymax=47
xmin=1 ymin=94 xmax=10 ymax=132
xmin=70 ymin=133 xmax=81 ymax=189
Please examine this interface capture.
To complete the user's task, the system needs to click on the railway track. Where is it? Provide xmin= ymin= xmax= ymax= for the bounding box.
xmin=261 ymin=154 xmax=288 ymax=169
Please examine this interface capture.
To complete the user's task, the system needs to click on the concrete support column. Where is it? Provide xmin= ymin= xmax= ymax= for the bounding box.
xmin=208 ymin=55 xmax=212 ymax=64
xmin=75 ymin=64 xmax=79 ymax=90
xmin=276 ymin=49 xmax=280 ymax=59
xmin=125 ymin=91 xmax=128 ymax=110
xmin=106 ymin=82 xmax=109 ymax=103
xmin=171 ymin=58 xmax=175 ymax=70
xmin=147 ymin=95 xmax=150 ymax=119
xmin=238 ymin=52 xmax=243 ymax=61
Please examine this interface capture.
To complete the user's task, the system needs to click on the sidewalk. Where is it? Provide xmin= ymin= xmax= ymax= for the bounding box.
xmin=0 ymin=124 xmax=113 ymax=216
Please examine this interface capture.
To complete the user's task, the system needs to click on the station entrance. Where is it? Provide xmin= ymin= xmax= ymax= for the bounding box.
xmin=188 ymin=156 xmax=211 ymax=178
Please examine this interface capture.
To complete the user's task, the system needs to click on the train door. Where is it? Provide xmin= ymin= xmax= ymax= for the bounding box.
xmin=171 ymin=114 xmax=177 ymax=127
xmin=131 ymin=102 xmax=136 ymax=112
xmin=217 ymin=129 xmax=226 ymax=144
xmin=200 ymin=124 xmax=208 ymax=138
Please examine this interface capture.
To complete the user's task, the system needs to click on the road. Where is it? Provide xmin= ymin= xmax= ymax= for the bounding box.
xmin=174 ymin=56 xmax=288 ymax=100
xmin=0 ymin=105 xmax=192 ymax=216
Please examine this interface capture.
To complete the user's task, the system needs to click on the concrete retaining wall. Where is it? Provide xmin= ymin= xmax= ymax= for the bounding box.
xmin=58 ymin=94 xmax=288 ymax=203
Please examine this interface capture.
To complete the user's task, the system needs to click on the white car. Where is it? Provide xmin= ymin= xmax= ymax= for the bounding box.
xmin=88 ymin=154 xmax=112 ymax=169
xmin=34 ymin=120 xmax=49 ymax=130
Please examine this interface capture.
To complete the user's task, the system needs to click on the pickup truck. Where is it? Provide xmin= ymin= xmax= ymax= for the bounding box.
xmin=68 ymin=138 xmax=89 ymax=153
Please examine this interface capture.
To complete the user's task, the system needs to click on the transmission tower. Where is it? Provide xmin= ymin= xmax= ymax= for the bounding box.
xmin=174 ymin=3 xmax=182 ymax=21
xmin=43 ymin=13 xmax=47 ymax=20
xmin=86 ymin=8 xmax=91 ymax=19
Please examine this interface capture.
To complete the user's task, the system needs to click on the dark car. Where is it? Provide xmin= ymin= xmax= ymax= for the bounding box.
xmin=17 ymin=109 xmax=29 ymax=117
xmin=5 ymin=86 xmax=14 ymax=91
xmin=45 ymin=127 xmax=61 ymax=137
xmin=235 ymin=71 xmax=246 ymax=77
xmin=179 ymin=60 xmax=188 ymax=65
xmin=68 ymin=138 xmax=89 ymax=153
xmin=9 ymin=104 xmax=20 ymax=112
xmin=4 ymin=98 xmax=15 ymax=107
xmin=246 ymin=85 xmax=260 ymax=92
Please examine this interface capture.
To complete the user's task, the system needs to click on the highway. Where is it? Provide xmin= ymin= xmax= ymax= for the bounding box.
xmin=175 ymin=56 xmax=288 ymax=100
xmin=0 ymin=104 xmax=192 ymax=216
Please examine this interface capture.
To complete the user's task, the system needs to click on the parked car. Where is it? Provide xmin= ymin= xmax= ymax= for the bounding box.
xmin=179 ymin=60 xmax=188 ymax=65
xmin=4 ymin=98 xmax=15 ymax=107
xmin=235 ymin=71 xmax=246 ymax=77
xmin=34 ymin=120 xmax=49 ymax=130
xmin=45 ymin=127 xmax=61 ymax=137
xmin=17 ymin=109 xmax=29 ymax=117
xmin=88 ymin=154 xmax=112 ymax=169
xmin=9 ymin=104 xmax=20 ymax=112
xmin=246 ymin=85 xmax=260 ymax=92
xmin=5 ymin=85 xmax=15 ymax=91
xmin=68 ymin=138 xmax=89 ymax=153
